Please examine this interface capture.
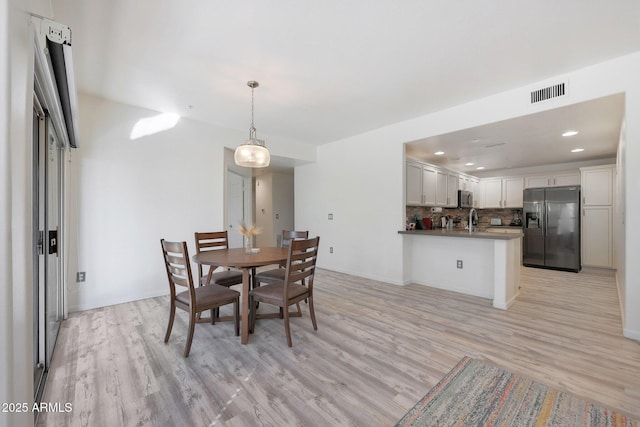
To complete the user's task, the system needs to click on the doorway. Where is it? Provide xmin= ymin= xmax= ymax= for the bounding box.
xmin=227 ymin=170 xmax=246 ymax=248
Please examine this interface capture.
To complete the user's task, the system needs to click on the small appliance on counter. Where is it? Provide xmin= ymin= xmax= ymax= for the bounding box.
xmin=510 ymin=210 xmax=522 ymax=226
xmin=423 ymin=217 xmax=432 ymax=229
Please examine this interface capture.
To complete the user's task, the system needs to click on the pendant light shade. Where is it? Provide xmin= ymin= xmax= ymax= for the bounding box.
xmin=234 ymin=81 xmax=270 ymax=168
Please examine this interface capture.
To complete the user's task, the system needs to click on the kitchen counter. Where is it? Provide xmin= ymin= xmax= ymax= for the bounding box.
xmin=400 ymin=228 xmax=521 ymax=310
xmin=398 ymin=229 xmax=522 ymax=240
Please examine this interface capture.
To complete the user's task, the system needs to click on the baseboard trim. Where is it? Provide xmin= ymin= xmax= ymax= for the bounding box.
xmin=69 ymin=289 xmax=169 ymax=313
xmin=623 ymin=327 xmax=640 ymax=341
xmin=316 ymin=265 xmax=404 ymax=286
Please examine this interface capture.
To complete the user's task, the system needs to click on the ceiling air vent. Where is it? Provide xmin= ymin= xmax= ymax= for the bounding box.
xmin=530 ymin=82 xmax=567 ymax=104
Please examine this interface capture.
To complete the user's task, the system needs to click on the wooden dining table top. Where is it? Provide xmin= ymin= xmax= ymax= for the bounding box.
xmin=192 ymin=247 xmax=288 ymax=268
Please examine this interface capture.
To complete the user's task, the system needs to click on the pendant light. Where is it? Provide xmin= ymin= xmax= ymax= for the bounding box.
xmin=234 ymin=81 xmax=270 ymax=167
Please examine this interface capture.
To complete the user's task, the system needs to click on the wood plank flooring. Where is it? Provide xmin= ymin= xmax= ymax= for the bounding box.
xmin=38 ymin=267 xmax=640 ymax=426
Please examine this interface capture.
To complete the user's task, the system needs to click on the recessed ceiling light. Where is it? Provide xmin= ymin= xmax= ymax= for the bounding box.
xmin=434 ymin=151 xmax=445 ymax=155
xmin=562 ymin=130 xmax=579 ymax=137
xmin=465 ymin=162 xmax=474 ymax=166
xmin=571 ymin=148 xmax=584 ymax=153
xmin=476 ymin=166 xmax=485 ymax=170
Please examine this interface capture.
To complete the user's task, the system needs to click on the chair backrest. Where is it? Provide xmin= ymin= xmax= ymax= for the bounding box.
xmin=161 ymin=239 xmax=195 ymax=302
xmin=284 ymin=236 xmax=320 ymax=294
xmin=194 ymin=231 xmax=231 ymax=281
xmin=281 ymin=230 xmax=309 ymax=248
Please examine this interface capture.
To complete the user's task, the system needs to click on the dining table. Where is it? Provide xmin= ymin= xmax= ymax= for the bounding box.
xmin=192 ymin=246 xmax=288 ymax=344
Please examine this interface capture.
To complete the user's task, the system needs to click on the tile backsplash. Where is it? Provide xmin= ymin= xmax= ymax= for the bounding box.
xmin=406 ymin=206 xmax=523 ymax=229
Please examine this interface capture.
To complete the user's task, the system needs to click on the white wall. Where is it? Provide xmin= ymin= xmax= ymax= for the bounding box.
xmin=296 ymin=51 xmax=640 ymax=339
xmin=69 ymin=94 xmax=317 ymax=312
xmin=296 ymin=131 xmax=406 ymax=284
xmin=67 ymin=96 xmax=222 ymax=309
xmin=2 ymin=2 xmax=52 ymax=426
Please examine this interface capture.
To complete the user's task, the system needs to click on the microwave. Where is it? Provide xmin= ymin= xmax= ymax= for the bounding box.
xmin=458 ymin=190 xmax=473 ymax=208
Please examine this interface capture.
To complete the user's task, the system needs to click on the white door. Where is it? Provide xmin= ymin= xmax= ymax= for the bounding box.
xmin=227 ymin=171 xmax=245 ymax=248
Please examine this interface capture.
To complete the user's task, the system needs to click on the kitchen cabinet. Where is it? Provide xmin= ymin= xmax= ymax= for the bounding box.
xmin=581 ymin=165 xmax=613 ymax=206
xmin=406 ymin=161 xmax=423 ymax=205
xmin=406 ymin=161 xmax=436 ymax=205
xmin=503 ymin=177 xmax=524 ymax=208
xmin=447 ymin=173 xmax=459 ymax=207
xmin=480 ymin=177 xmax=523 ymax=208
xmin=459 ymin=175 xmax=469 ymax=190
xmin=580 ymin=164 xmax=615 ymax=268
xmin=524 ymin=171 xmax=580 ymax=188
xmin=582 ymin=206 xmax=612 ymax=268
xmin=435 ymin=170 xmax=458 ymax=207
xmin=407 ymin=160 xmax=458 ymax=207
xmin=482 ymin=178 xmax=503 ymax=208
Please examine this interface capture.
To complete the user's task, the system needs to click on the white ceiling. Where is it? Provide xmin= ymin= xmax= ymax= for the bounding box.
xmin=51 ymin=1 xmax=640 ymax=168
xmin=406 ymin=94 xmax=625 ymax=173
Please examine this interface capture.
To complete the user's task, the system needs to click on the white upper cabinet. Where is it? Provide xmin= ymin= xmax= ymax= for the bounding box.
xmin=406 ymin=160 xmax=459 ymax=207
xmin=423 ymin=166 xmax=437 ymax=205
xmin=435 ymin=170 xmax=458 ymax=207
xmin=482 ymin=178 xmax=503 ymax=208
xmin=525 ymin=171 xmax=580 ymax=188
xmin=447 ymin=173 xmax=459 ymax=207
xmin=435 ymin=170 xmax=448 ymax=206
xmin=405 ymin=161 xmax=437 ymax=206
xmin=406 ymin=161 xmax=423 ymax=205
xmin=480 ymin=177 xmax=523 ymax=208
xmin=581 ymin=165 xmax=614 ymax=206
xmin=503 ymin=177 xmax=524 ymax=208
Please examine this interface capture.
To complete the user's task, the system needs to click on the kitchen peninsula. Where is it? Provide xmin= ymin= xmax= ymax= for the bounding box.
xmin=399 ymin=229 xmax=522 ymax=309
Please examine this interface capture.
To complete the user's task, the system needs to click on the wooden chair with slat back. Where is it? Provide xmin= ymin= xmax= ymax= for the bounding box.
xmin=160 ymin=239 xmax=240 ymax=357
xmin=254 ymin=230 xmax=309 ymax=288
xmin=194 ymin=231 xmax=243 ymax=288
xmin=249 ymin=236 xmax=320 ymax=347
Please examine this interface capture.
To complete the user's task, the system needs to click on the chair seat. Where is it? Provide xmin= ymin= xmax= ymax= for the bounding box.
xmin=255 ymin=268 xmax=285 ymax=282
xmin=200 ymin=269 xmax=243 ymax=287
xmin=177 ymin=284 xmax=240 ymax=310
xmin=250 ymin=281 xmax=308 ymax=306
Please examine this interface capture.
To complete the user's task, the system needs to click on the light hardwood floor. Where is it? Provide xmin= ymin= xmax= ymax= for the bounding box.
xmin=38 ymin=267 xmax=640 ymax=426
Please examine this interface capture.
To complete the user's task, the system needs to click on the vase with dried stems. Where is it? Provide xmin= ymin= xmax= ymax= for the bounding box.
xmin=238 ymin=222 xmax=262 ymax=253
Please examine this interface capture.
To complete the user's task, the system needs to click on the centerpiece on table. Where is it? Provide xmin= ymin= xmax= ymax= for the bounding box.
xmin=238 ymin=222 xmax=262 ymax=253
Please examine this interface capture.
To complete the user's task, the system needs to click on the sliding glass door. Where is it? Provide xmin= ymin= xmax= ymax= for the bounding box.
xmin=32 ymin=96 xmax=64 ymax=402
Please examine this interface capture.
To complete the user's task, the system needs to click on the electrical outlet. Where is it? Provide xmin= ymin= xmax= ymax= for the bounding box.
xmin=76 ymin=271 xmax=86 ymax=282
xmin=329 ymin=247 xmax=334 ymax=254
xmin=456 ymin=260 xmax=463 ymax=269
xmin=328 ymin=213 xmax=333 ymax=220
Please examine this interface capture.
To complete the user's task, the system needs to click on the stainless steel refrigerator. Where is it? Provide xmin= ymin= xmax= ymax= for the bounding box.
xmin=523 ymin=186 xmax=581 ymax=272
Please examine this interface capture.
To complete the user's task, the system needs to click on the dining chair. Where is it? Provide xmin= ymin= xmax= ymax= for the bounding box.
xmin=161 ymin=239 xmax=240 ymax=357
xmin=249 ymin=236 xmax=320 ymax=347
xmin=194 ymin=231 xmax=243 ymax=288
xmin=254 ymin=230 xmax=309 ymax=288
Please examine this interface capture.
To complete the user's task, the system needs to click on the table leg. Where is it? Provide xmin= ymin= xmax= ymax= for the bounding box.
xmin=241 ymin=268 xmax=250 ymax=344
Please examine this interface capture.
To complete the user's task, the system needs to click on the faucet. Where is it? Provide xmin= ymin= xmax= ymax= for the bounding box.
xmin=469 ymin=208 xmax=478 ymax=233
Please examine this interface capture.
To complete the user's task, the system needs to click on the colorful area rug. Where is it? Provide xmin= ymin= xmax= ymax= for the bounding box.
xmin=396 ymin=356 xmax=638 ymax=427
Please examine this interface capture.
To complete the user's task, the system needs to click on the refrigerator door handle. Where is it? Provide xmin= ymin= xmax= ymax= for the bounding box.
xmin=544 ymin=201 xmax=548 ymax=236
